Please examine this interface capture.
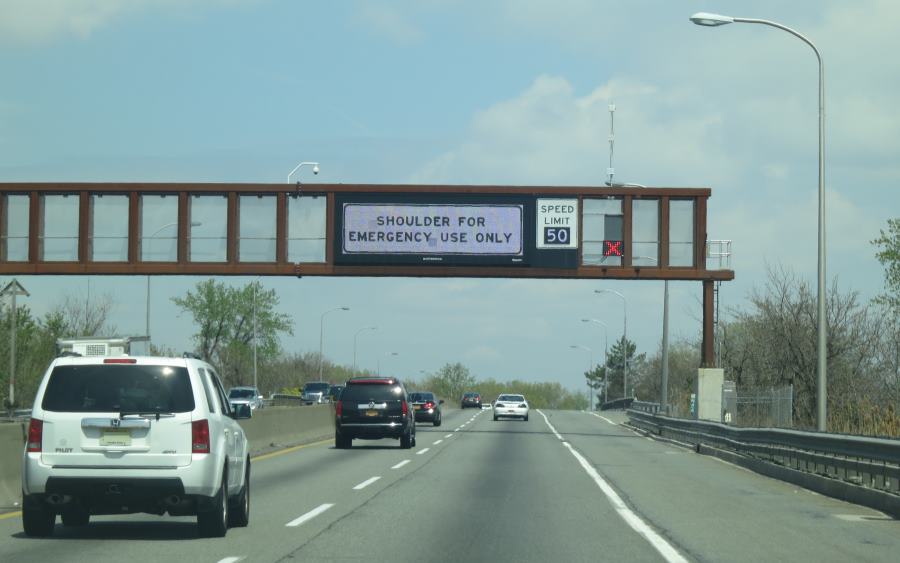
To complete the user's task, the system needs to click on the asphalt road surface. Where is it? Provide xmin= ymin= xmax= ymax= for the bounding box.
xmin=0 ymin=408 xmax=896 ymax=562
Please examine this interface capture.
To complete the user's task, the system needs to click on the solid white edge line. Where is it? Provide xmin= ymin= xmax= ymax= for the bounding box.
xmin=416 ymin=447 xmax=430 ymax=455
xmin=537 ymin=410 xmax=564 ymax=440
xmin=433 ymin=439 xmax=443 ymax=445
xmin=444 ymin=434 xmax=453 ymax=438
xmin=392 ymin=459 xmax=411 ymax=469
xmin=352 ymin=476 xmax=382 ymax=490
xmin=590 ymin=412 xmax=617 ymax=425
xmin=286 ymin=503 xmax=335 ymax=527
xmin=536 ymin=410 xmax=686 ymax=563
xmin=217 ymin=558 xmax=244 ymax=563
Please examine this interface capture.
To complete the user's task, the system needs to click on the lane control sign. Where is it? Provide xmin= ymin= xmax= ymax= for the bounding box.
xmin=536 ymin=199 xmax=579 ymax=249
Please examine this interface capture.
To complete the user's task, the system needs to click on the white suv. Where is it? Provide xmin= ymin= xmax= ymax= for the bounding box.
xmin=22 ymin=355 xmax=251 ymax=538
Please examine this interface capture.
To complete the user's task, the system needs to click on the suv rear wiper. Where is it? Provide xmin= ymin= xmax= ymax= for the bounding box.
xmin=119 ymin=410 xmax=175 ymax=421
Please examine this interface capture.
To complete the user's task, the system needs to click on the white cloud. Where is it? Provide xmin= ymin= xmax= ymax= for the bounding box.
xmin=0 ymin=0 xmax=257 ymax=45
xmin=354 ymin=2 xmax=425 ymax=46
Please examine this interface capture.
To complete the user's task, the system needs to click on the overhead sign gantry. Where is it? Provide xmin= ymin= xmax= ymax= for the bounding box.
xmin=0 ymin=182 xmax=732 ymax=365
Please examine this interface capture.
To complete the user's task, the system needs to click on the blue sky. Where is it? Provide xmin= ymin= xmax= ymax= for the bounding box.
xmin=2 ymin=1 xmax=898 ymax=393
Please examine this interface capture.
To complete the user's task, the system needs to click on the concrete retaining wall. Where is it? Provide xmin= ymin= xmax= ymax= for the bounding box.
xmin=0 ymin=406 xmax=334 ymax=511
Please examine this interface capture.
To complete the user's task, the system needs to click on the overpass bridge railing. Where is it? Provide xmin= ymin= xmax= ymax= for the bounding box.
xmin=626 ymin=409 xmax=900 ymax=513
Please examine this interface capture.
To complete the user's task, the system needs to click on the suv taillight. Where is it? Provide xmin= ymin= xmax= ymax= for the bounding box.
xmin=335 ymin=400 xmax=343 ymax=417
xmin=425 ymin=401 xmax=434 ymax=409
xmin=27 ymin=418 xmax=43 ymax=452
xmin=192 ymin=419 xmax=210 ymax=454
xmin=401 ymin=401 xmax=409 ymax=416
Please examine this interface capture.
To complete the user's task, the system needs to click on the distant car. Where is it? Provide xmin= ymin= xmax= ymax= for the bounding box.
xmin=408 ymin=391 xmax=443 ymax=426
xmin=334 ymin=377 xmax=416 ymax=449
xmin=460 ymin=392 xmax=482 ymax=409
xmin=301 ymin=381 xmax=332 ymax=404
xmin=493 ymin=394 xmax=529 ymax=421
xmin=228 ymin=386 xmax=264 ymax=410
xmin=328 ymin=384 xmax=345 ymax=402
xmin=22 ymin=355 xmax=251 ymax=538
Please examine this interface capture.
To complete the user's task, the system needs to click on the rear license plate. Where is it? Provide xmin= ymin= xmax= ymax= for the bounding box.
xmin=365 ymin=410 xmax=380 ymax=417
xmin=100 ymin=429 xmax=132 ymax=447
xmin=414 ymin=405 xmax=421 ymax=410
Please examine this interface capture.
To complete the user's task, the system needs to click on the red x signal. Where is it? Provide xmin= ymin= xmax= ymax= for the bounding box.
xmin=603 ymin=240 xmax=623 ymax=257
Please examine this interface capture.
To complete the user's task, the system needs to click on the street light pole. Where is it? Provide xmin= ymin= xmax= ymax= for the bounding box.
xmin=581 ymin=318 xmax=609 ymax=410
xmin=287 ymin=161 xmax=320 ymax=184
xmin=570 ymin=345 xmax=593 ymax=411
xmin=690 ymin=12 xmax=827 ymax=431
xmin=1 ymin=279 xmax=29 ymax=410
xmin=318 ymin=307 xmax=350 ymax=381
xmin=595 ymin=289 xmax=628 ymax=399
xmin=353 ymin=326 xmax=377 ymax=372
xmin=633 ymin=256 xmax=670 ymax=413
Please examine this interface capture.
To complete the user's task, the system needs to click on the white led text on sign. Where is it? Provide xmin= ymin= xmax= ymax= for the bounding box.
xmin=342 ymin=203 xmax=523 ymax=255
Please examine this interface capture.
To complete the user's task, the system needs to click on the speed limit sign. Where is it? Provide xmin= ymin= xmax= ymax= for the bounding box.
xmin=536 ymin=199 xmax=579 ymax=249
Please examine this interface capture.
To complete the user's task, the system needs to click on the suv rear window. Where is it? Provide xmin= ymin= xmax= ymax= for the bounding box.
xmin=409 ymin=392 xmax=434 ymax=401
xmin=41 ymin=364 xmax=195 ymax=413
xmin=342 ymin=384 xmax=405 ymax=402
xmin=303 ymin=382 xmax=330 ymax=393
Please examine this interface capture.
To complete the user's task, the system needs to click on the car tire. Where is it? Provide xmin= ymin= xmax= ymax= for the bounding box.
xmin=400 ymin=430 xmax=412 ymax=449
xmin=22 ymin=497 xmax=55 ymax=537
xmin=493 ymin=414 xmax=498 ymax=421
xmin=228 ymin=461 xmax=250 ymax=528
xmin=197 ymin=469 xmax=229 ymax=538
xmin=60 ymin=506 xmax=90 ymax=527
xmin=433 ymin=414 xmax=442 ymax=427
xmin=335 ymin=428 xmax=352 ymax=449
xmin=523 ymin=414 xmax=529 ymax=422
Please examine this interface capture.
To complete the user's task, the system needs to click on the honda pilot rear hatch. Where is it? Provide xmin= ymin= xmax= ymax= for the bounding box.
xmin=39 ymin=363 xmax=195 ymax=468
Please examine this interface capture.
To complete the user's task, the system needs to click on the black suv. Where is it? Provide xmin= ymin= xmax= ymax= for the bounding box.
xmin=334 ymin=377 xmax=416 ymax=449
xmin=461 ymin=391 xmax=482 ymax=409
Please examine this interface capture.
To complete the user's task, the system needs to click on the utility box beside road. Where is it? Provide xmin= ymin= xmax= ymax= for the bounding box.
xmin=695 ymin=368 xmax=724 ymax=422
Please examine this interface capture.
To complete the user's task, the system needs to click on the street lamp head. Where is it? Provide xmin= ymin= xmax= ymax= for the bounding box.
xmin=690 ymin=12 xmax=735 ymax=26
xmin=312 ymin=164 xmax=320 ymax=175
xmin=340 ymin=306 xmax=350 ymax=311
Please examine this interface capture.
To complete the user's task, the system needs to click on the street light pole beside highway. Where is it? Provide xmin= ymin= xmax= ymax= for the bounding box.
xmin=1 ymin=279 xmax=28 ymax=410
xmin=690 ymin=12 xmax=827 ymax=430
xmin=595 ymin=289 xmax=628 ymax=399
xmin=318 ymin=306 xmax=349 ymax=381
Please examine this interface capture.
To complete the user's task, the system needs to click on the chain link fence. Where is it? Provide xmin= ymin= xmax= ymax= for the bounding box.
xmin=722 ymin=383 xmax=793 ymax=428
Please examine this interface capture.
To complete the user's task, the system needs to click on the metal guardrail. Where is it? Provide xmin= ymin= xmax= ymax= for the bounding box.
xmin=630 ymin=400 xmax=661 ymax=414
xmin=626 ymin=409 xmax=900 ymax=495
xmin=599 ymin=397 xmax=634 ymax=411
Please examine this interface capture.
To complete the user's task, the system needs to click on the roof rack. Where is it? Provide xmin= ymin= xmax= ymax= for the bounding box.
xmin=182 ymin=352 xmax=203 ymax=360
xmin=57 ymin=351 xmax=82 ymax=358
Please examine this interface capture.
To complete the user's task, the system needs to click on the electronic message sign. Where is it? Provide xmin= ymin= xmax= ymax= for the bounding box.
xmin=342 ymin=203 xmax=523 ymax=256
xmin=334 ymin=194 xmax=579 ymax=268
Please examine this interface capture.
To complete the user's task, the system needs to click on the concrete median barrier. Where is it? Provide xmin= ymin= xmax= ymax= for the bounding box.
xmin=0 ymin=406 xmax=335 ymax=512
xmin=238 ymin=405 xmax=334 ymax=455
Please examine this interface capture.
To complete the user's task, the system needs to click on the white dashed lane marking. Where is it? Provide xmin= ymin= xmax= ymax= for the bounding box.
xmin=392 ymin=460 xmax=411 ymax=469
xmin=286 ymin=503 xmax=335 ymax=527
xmin=352 ymin=476 xmax=381 ymax=490
xmin=416 ymin=448 xmax=430 ymax=455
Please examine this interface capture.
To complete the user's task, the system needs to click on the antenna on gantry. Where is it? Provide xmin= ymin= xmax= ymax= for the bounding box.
xmin=606 ymin=102 xmax=615 ymax=186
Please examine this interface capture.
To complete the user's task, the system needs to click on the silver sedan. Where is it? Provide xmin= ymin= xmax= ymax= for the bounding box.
xmin=492 ymin=394 xmax=529 ymax=421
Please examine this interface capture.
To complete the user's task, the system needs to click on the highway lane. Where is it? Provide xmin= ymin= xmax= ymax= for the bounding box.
xmin=547 ymin=409 xmax=899 ymax=562
xmin=0 ymin=407 xmax=897 ymax=562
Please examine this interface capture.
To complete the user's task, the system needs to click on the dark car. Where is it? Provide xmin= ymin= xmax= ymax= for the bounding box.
xmin=328 ymin=384 xmax=345 ymax=402
xmin=409 ymin=391 xmax=443 ymax=426
xmin=461 ymin=391 xmax=482 ymax=409
xmin=334 ymin=377 xmax=416 ymax=449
